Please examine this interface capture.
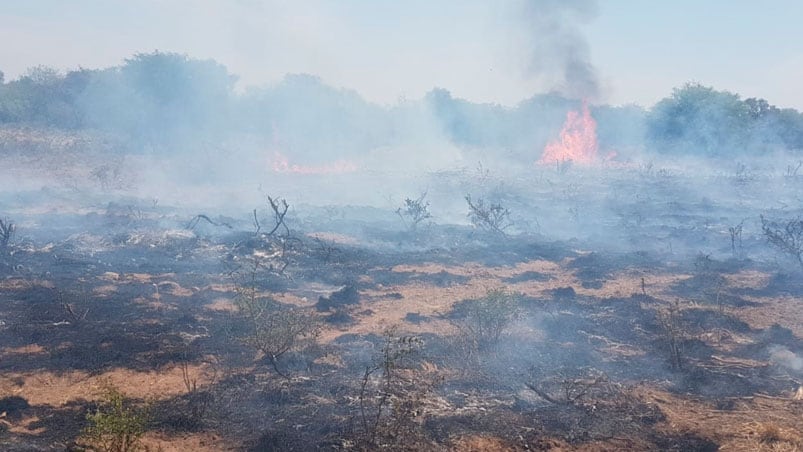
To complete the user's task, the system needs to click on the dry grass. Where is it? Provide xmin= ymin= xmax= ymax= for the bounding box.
xmin=739 ymin=422 xmax=802 ymax=451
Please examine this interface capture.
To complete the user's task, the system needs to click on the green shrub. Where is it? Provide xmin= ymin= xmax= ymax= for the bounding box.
xmin=81 ymin=382 xmax=149 ymax=452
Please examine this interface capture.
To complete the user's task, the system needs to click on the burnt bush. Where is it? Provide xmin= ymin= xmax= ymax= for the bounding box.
xmin=465 ymin=195 xmax=512 ymax=235
xmin=449 ymin=289 xmax=522 ymax=359
xmin=234 ymin=282 xmax=321 ymax=377
xmin=353 ymin=329 xmax=438 ymax=451
xmin=761 ymin=215 xmax=803 ymax=268
xmin=396 ymin=192 xmax=433 ymax=231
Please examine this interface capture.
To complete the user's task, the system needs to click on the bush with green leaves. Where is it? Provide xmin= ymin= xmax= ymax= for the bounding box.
xmin=81 ymin=382 xmax=150 ymax=452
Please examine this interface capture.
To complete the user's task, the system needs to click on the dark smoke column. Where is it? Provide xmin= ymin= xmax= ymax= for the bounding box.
xmin=521 ymin=0 xmax=601 ymax=100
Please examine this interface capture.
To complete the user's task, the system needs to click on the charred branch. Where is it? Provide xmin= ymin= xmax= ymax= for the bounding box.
xmin=252 ymin=208 xmax=261 ymax=235
xmin=267 ymin=196 xmax=290 ymax=237
xmin=186 ymin=214 xmax=232 ymax=231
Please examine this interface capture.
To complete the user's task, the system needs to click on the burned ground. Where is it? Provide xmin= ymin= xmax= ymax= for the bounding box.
xmin=0 ymin=164 xmax=802 ymax=451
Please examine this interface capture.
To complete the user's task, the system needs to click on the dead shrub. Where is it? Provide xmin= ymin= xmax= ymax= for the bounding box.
xmin=396 ymin=192 xmax=432 ymax=231
xmin=526 ymin=367 xmax=665 ymax=427
xmin=176 ymin=356 xmax=217 ymax=430
xmin=761 ymin=215 xmax=803 ymax=268
xmin=526 ymin=368 xmax=611 ymax=407
xmin=449 ymin=289 xmax=522 ymax=358
xmin=234 ymin=282 xmax=321 ymax=377
xmin=656 ymin=300 xmax=687 ymax=370
xmin=354 ymin=328 xmax=437 ymax=451
xmin=758 ymin=423 xmax=784 ymax=444
xmin=465 ymin=194 xmax=512 ymax=234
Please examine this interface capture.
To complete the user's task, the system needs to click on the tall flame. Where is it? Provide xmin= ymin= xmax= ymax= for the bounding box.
xmin=538 ymin=102 xmax=598 ymax=165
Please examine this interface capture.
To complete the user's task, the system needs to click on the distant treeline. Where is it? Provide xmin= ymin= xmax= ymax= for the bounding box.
xmin=1 ymin=51 xmax=802 ymax=159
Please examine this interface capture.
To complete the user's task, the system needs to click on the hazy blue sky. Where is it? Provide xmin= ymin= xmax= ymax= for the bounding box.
xmin=1 ymin=0 xmax=801 ymax=109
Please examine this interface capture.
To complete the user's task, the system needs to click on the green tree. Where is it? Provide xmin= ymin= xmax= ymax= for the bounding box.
xmin=646 ymin=83 xmax=751 ymax=156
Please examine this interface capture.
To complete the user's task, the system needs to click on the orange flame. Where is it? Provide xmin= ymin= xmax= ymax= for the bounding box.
xmin=538 ymin=102 xmax=598 ymax=165
xmin=270 ymin=151 xmax=358 ymax=175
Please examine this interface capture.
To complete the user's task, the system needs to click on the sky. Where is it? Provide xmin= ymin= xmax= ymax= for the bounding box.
xmin=0 ymin=0 xmax=801 ymax=109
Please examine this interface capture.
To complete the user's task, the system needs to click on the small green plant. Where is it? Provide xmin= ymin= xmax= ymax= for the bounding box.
xmin=81 ymin=382 xmax=150 ymax=452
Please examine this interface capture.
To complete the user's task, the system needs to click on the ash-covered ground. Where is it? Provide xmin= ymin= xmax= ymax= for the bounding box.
xmin=0 ymin=128 xmax=802 ymax=450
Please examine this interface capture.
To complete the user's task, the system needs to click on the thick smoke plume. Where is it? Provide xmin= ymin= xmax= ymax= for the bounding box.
xmin=521 ymin=0 xmax=600 ymax=100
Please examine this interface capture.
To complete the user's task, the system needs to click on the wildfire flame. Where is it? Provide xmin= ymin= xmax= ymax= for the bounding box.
xmin=270 ymin=152 xmax=358 ymax=175
xmin=538 ymin=101 xmax=598 ymax=165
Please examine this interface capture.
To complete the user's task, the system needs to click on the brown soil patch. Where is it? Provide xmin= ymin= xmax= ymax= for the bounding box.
xmin=1 ymin=364 xmax=214 ymax=406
